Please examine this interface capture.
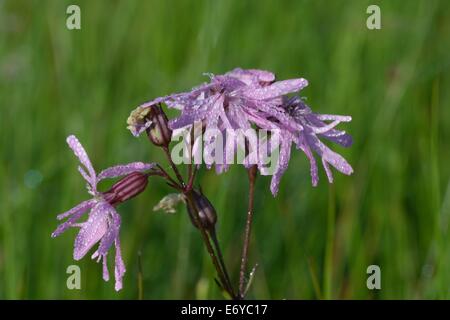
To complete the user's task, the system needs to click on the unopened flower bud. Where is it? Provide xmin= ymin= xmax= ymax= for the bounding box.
xmin=186 ymin=190 xmax=217 ymax=231
xmin=104 ymin=172 xmax=148 ymax=206
xmin=145 ymin=104 xmax=172 ymax=147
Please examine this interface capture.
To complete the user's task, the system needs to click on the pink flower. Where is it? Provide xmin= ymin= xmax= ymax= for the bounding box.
xmin=51 ymin=135 xmax=154 ymax=291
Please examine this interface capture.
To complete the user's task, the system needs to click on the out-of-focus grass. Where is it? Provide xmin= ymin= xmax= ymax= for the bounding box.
xmin=1 ymin=0 xmax=450 ymax=299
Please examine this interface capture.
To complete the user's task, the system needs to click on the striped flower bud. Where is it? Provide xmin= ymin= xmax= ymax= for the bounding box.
xmin=104 ymin=171 xmax=149 ymax=206
xmin=186 ymin=190 xmax=217 ymax=232
xmin=145 ymin=104 xmax=172 ymax=147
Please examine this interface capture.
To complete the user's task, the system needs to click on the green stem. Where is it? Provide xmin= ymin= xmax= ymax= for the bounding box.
xmin=239 ymin=165 xmax=257 ymax=298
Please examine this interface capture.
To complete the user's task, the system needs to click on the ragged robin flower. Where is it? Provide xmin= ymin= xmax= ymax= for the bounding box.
xmin=127 ymin=68 xmax=352 ymax=196
xmin=51 ymin=135 xmax=154 ymax=291
xmin=127 ymin=68 xmax=308 ymax=174
xmin=268 ymin=96 xmax=353 ymax=195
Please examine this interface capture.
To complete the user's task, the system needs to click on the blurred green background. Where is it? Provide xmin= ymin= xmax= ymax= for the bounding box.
xmin=1 ymin=0 xmax=450 ymax=299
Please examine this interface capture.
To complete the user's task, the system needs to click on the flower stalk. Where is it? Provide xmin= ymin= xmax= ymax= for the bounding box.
xmin=150 ymin=129 xmax=236 ymax=299
xmin=184 ymin=189 xmax=235 ymax=298
xmin=238 ymin=165 xmax=258 ymax=298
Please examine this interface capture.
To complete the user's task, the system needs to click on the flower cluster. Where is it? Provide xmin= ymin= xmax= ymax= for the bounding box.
xmin=54 ymin=68 xmax=353 ymax=292
xmin=127 ymin=68 xmax=353 ymax=195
